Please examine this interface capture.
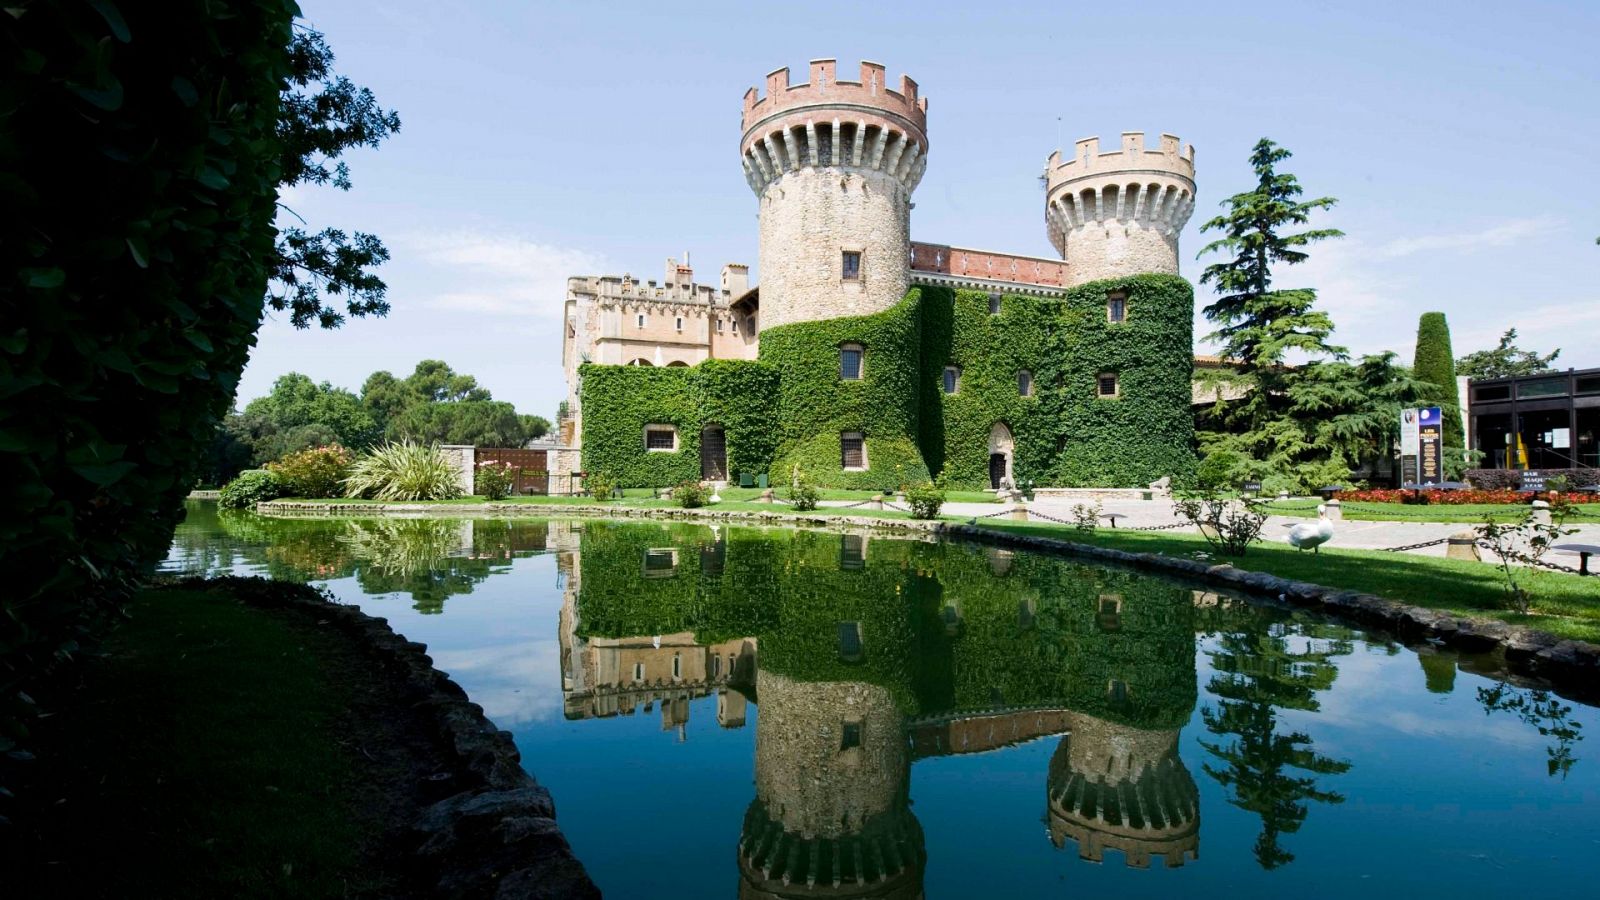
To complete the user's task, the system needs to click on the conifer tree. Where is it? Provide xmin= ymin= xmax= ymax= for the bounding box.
xmin=1412 ymin=312 xmax=1463 ymax=447
xmin=1198 ymin=139 xmax=1345 ymax=440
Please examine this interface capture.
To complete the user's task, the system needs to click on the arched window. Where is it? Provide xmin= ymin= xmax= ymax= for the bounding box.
xmin=628 ymin=358 xmax=653 ymax=367
xmin=1017 ymin=370 xmax=1033 ymax=397
xmin=666 ymin=360 xmax=689 ymax=367
xmin=839 ymin=343 xmax=864 ymax=380
xmin=942 ymin=366 xmax=961 ymax=394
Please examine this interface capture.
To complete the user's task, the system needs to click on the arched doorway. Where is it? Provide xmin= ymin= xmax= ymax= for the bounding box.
xmin=988 ymin=422 xmax=1014 ymax=490
xmin=701 ymin=424 xmax=727 ymax=481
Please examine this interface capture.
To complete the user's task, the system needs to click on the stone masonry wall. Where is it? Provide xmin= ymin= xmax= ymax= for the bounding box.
xmin=758 ymin=167 xmax=910 ymax=329
xmin=1062 ymin=222 xmax=1181 ymax=285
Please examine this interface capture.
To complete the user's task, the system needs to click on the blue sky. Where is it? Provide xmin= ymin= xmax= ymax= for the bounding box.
xmin=247 ymin=0 xmax=1600 ymax=417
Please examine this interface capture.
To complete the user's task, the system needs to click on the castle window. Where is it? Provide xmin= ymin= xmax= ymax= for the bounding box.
xmin=1107 ymin=292 xmax=1127 ymax=324
xmin=675 ymin=316 xmax=683 ymax=331
xmin=711 ymin=654 xmax=722 ymax=678
xmin=644 ymin=424 xmax=678 ymax=452
xmin=840 ymin=533 xmax=866 ymax=570
xmin=637 ymin=313 xmax=646 ymax=328
xmin=716 ymin=318 xmax=724 ymax=333
xmin=642 ymin=548 xmax=679 ymax=578
xmin=1098 ymin=373 xmax=1120 ymax=398
xmin=628 ymin=358 xmax=653 ymax=367
xmin=731 ymin=318 xmax=739 ymax=334
xmin=841 ymin=432 xmax=866 ymax=470
xmin=988 ymin=293 xmax=1002 ymax=315
xmin=840 ymin=720 xmax=862 ymax=751
xmin=633 ymin=662 xmax=644 ymax=682
xmin=672 ymin=653 xmax=681 ymax=680
xmin=838 ymin=621 xmax=864 ymax=662
xmin=839 ymin=344 xmax=863 ymax=380
xmin=1017 ymin=370 xmax=1034 ymax=397
xmin=841 ymin=250 xmax=862 ymax=281
xmin=943 ymin=365 xmax=961 ymax=395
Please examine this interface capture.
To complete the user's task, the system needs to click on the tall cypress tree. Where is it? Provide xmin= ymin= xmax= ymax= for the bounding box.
xmin=1413 ymin=312 xmax=1463 ymax=448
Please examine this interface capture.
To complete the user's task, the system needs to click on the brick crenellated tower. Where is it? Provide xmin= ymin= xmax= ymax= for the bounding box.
xmin=741 ymin=59 xmax=928 ymax=330
xmin=1043 ymin=132 xmax=1196 ymax=286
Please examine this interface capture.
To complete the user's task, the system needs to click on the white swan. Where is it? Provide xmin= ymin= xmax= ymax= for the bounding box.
xmin=1288 ymin=505 xmax=1335 ymax=553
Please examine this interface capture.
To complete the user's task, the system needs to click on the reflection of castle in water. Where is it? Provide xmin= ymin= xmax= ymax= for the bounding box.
xmin=559 ymin=523 xmax=1204 ymax=887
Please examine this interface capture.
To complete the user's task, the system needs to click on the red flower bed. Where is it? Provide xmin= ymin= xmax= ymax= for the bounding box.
xmin=1338 ymin=488 xmax=1600 ymax=505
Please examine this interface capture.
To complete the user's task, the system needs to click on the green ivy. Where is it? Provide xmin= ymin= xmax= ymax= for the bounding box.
xmin=1 ymin=1 xmax=296 ymax=741
xmin=580 ymin=276 xmax=1195 ymax=491
xmin=758 ymin=290 xmax=932 ymax=489
xmin=578 ymin=359 xmax=779 ymax=488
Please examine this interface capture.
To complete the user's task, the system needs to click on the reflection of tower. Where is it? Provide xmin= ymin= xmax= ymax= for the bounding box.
xmin=1046 ymin=711 xmax=1199 ymax=868
xmin=738 ymin=670 xmax=924 ymax=899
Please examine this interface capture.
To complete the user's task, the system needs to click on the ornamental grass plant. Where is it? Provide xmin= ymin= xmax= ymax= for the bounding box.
xmin=342 ymin=441 xmax=462 ymax=501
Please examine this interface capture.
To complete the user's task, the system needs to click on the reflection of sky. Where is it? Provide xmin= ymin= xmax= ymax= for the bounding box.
xmin=167 ymin=516 xmax=1600 ymax=898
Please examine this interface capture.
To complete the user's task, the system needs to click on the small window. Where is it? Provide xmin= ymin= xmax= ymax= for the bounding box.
xmin=716 ymin=318 xmax=724 ymax=333
xmin=841 ymin=432 xmax=866 ymax=470
xmin=988 ymin=293 xmax=1002 ymax=315
xmin=840 ymin=533 xmax=866 ymax=570
xmin=633 ymin=662 xmax=644 ymax=682
xmin=731 ymin=318 xmax=739 ymax=334
xmin=840 ymin=344 xmax=863 ymax=380
xmin=1577 ymin=375 xmax=1600 ymax=395
xmin=672 ymin=654 xmax=681 ymax=679
xmin=1107 ymin=293 xmax=1127 ymax=323
xmin=675 ymin=316 xmax=683 ymax=331
xmin=1518 ymin=377 xmax=1567 ymax=399
xmin=838 ymin=621 xmax=864 ymax=662
xmin=842 ymin=250 xmax=862 ymax=280
xmin=1473 ymin=384 xmax=1511 ymax=402
xmin=840 ymin=720 xmax=862 ymax=751
xmin=644 ymin=424 xmax=678 ymax=451
xmin=1108 ymin=679 xmax=1128 ymax=704
xmin=1017 ymin=370 xmax=1033 ymax=397
xmin=711 ymin=654 xmax=722 ymax=678
xmin=642 ymin=548 xmax=678 ymax=578
xmin=1097 ymin=373 xmax=1120 ymax=398
xmin=942 ymin=366 xmax=961 ymax=394
xmin=637 ymin=313 xmax=646 ymax=328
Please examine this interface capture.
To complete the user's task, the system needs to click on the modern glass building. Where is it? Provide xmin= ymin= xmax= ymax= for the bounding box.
xmin=1467 ymin=368 xmax=1600 ymax=470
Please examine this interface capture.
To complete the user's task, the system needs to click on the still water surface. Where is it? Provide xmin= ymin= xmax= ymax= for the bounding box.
xmin=166 ymin=503 xmax=1598 ymax=898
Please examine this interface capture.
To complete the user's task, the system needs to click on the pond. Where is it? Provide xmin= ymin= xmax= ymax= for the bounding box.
xmin=166 ymin=502 xmax=1598 ymax=898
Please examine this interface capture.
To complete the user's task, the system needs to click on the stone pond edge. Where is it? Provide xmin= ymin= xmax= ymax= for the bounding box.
xmin=182 ymin=574 xmax=601 ymax=899
xmin=255 ymin=499 xmax=1600 ymax=693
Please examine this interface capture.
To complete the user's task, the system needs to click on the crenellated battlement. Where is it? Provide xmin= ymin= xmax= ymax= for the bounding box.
xmin=1044 ymin=131 xmax=1194 ymax=184
xmin=740 ymin=59 xmax=927 ymax=150
xmin=1042 ymin=132 xmax=1197 ymax=274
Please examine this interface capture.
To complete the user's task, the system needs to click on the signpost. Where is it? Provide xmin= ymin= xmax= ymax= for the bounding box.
xmin=1400 ymin=408 xmax=1420 ymax=487
xmin=1417 ymin=406 xmax=1443 ymax=486
xmin=1520 ymin=470 xmax=1547 ymax=493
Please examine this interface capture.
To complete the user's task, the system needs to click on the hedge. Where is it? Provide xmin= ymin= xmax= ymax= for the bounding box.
xmin=1 ymin=1 xmax=295 ymax=741
xmin=579 ymin=359 xmax=779 ymax=488
xmin=1466 ymin=468 xmax=1600 ymax=491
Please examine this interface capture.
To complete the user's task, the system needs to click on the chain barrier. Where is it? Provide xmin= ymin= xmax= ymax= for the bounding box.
xmin=1376 ymin=537 xmax=1451 ymax=553
xmin=1476 ymin=541 xmax=1585 ymax=575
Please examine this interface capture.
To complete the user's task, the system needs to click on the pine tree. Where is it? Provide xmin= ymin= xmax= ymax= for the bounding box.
xmin=1198 ymin=139 xmax=1346 ymax=440
xmin=1412 ymin=312 xmax=1463 ymax=447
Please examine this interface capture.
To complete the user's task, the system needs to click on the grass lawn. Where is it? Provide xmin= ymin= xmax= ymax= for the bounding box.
xmin=977 ymin=519 xmax=1600 ymax=643
xmin=10 ymin=586 xmax=418 ymax=897
xmin=1252 ymin=499 xmax=1600 ymax=524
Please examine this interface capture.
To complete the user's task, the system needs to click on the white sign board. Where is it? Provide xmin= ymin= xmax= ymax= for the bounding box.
xmin=1400 ymin=408 xmax=1420 ymax=457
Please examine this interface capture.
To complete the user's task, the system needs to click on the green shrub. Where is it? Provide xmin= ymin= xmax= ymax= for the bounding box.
xmin=904 ymin=479 xmax=946 ymax=519
xmin=1414 ymin=312 xmax=1463 ymax=447
xmin=584 ymin=470 xmax=618 ymax=501
xmin=475 ymin=460 xmax=518 ymax=501
xmin=219 ymin=470 xmax=286 ymax=510
xmin=0 ymin=1 xmax=295 ymax=744
xmin=1196 ymin=450 xmax=1247 ymax=492
xmin=673 ymin=480 xmax=708 ymax=509
xmin=343 ymin=442 xmax=463 ymax=501
xmin=266 ymin=445 xmax=352 ymax=498
xmin=786 ymin=468 xmax=820 ymax=511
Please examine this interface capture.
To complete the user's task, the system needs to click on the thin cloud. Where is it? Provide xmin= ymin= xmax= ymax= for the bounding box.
xmin=1375 ymin=217 xmax=1560 ymax=259
xmin=400 ymin=230 xmax=608 ymax=321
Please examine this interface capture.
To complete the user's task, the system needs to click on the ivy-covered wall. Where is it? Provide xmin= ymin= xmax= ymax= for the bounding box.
xmin=579 ymin=359 xmax=778 ymax=487
xmin=758 ymin=290 xmax=931 ymax=490
xmin=578 ymin=274 xmax=1195 ymax=490
xmin=1047 ymin=274 xmax=1197 ymax=488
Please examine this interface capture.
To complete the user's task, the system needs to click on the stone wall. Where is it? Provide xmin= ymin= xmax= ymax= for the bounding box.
xmin=758 ymin=167 xmax=910 ymax=329
xmin=440 ymin=444 xmax=475 ymax=495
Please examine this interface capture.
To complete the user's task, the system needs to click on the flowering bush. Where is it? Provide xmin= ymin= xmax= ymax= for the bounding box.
xmin=475 ymin=460 xmax=519 ymax=501
xmin=266 ymin=445 xmax=353 ymax=498
xmin=673 ymin=479 xmax=708 ymax=509
xmin=786 ymin=467 xmax=820 ymax=511
xmin=1338 ymin=488 xmax=1599 ymax=505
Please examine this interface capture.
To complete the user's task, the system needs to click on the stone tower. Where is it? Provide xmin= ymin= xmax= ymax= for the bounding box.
xmin=741 ymin=60 xmax=929 ymax=330
xmin=1043 ymin=132 xmax=1196 ymax=286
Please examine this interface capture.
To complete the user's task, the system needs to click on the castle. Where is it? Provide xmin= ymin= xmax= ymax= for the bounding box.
xmin=562 ymin=59 xmax=1198 ymax=490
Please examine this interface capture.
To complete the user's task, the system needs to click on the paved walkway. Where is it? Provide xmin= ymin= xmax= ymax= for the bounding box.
xmin=815 ymin=496 xmax=1600 ymax=567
